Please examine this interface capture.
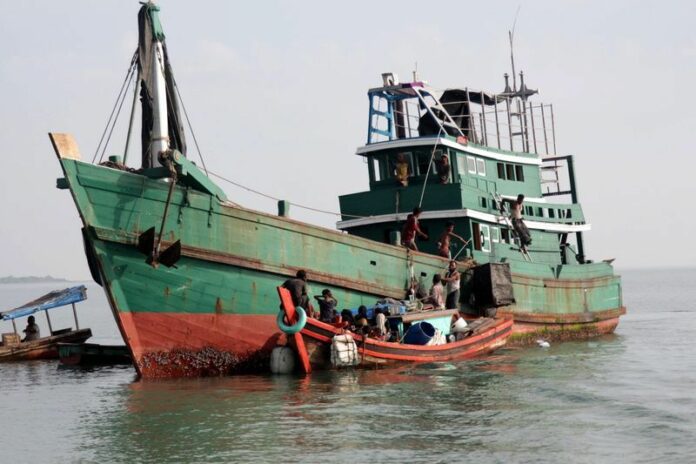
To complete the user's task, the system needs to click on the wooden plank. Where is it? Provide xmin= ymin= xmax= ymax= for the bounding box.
xmin=48 ymin=132 xmax=81 ymax=160
xmin=389 ymin=308 xmax=458 ymax=323
xmin=276 ymin=287 xmax=311 ymax=374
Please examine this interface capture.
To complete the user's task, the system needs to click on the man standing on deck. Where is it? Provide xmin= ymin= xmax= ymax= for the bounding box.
xmin=442 ymin=260 xmax=460 ymax=310
xmin=282 ymin=270 xmax=313 ymax=317
xmin=401 ymin=207 xmax=428 ymax=251
xmin=437 ymin=221 xmax=467 ymax=259
xmin=510 ymin=194 xmax=532 ymax=251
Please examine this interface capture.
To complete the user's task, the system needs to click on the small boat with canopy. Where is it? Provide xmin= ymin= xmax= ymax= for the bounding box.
xmin=0 ymin=285 xmax=92 ymax=361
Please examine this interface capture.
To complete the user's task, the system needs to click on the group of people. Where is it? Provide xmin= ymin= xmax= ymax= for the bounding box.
xmin=401 ymin=207 xmax=468 ymax=258
xmin=281 ymin=271 xmax=389 ymax=337
xmin=401 ymin=194 xmax=532 ymax=254
xmin=394 ymin=153 xmax=451 ymax=187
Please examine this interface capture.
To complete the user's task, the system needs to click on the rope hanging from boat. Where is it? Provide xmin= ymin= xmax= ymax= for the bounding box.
xmin=171 ymin=77 xmax=209 ymax=176
xmin=208 ymin=170 xmax=366 ymax=219
xmin=92 ymin=50 xmax=139 ymax=164
xmin=417 ymin=125 xmax=444 ymax=208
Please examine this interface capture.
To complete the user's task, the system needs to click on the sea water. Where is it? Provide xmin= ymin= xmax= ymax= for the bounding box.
xmin=1 ymin=269 xmax=695 ymax=463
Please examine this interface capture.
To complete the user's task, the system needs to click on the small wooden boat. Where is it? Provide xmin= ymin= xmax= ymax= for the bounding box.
xmin=276 ymin=287 xmax=512 ymax=372
xmin=0 ymin=286 xmax=92 ymax=361
xmin=58 ymin=343 xmax=132 ymax=366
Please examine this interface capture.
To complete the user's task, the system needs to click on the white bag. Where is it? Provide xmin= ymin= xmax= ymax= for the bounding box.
xmin=330 ymin=334 xmax=360 ymax=367
xmin=426 ymin=329 xmax=447 ymax=346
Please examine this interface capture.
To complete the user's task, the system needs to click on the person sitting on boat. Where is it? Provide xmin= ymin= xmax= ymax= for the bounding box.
xmin=436 ymin=154 xmax=451 ymax=184
xmin=394 ymin=153 xmax=410 ymax=186
xmin=426 ymin=274 xmax=445 ymax=310
xmin=355 ymin=306 xmax=369 ymax=326
xmin=314 ymin=289 xmax=338 ymax=324
xmin=282 ymin=270 xmax=314 ymax=317
xmin=510 ymin=194 xmax=532 ymax=251
xmin=437 ymin=221 xmax=467 ymax=258
xmin=442 ymin=260 xmax=461 ymax=310
xmin=22 ymin=315 xmax=40 ymax=342
xmin=375 ymin=308 xmax=388 ymax=339
xmin=401 ymin=207 xmax=428 ymax=251
xmin=340 ymin=309 xmax=355 ymax=328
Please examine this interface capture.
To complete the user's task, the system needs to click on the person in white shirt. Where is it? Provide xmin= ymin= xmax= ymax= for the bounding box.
xmin=442 ymin=261 xmax=461 ymax=310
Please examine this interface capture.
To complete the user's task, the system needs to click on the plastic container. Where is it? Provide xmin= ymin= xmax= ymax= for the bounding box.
xmin=270 ymin=346 xmax=296 ymax=374
xmin=403 ymin=321 xmax=436 ymax=345
xmin=451 ymin=318 xmax=469 ymax=333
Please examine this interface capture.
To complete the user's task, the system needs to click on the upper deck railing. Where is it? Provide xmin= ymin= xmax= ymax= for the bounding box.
xmin=367 ymin=73 xmax=557 ymax=157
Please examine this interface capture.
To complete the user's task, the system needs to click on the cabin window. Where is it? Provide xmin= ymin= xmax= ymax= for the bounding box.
xmin=526 ymin=206 xmax=534 ymax=216
xmin=480 ymin=224 xmax=491 ymax=252
xmin=515 ymin=165 xmax=525 ymax=182
xmin=506 ymin=164 xmax=515 ymax=180
xmin=491 ymin=227 xmax=500 ymax=243
xmin=416 ymin=151 xmax=431 ymax=176
xmin=476 ymin=158 xmax=486 ymax=176
xmin=497 ymin=163 xmax=505 ymax=179
xmin=566 ymin=208 xmax=572 ymax=218
xmin=548 ymin=208 xmax=555 ymax=218
xmin=456 ymin=154 xmax=468 ymax=178
xmin=537 ymin=207 xmax=544 ymax=217
xmin=467 ymin=156 xmax=477 ymax=174
xmin=472 ymin=223 xmax=482 ymax=250
xmin=372 ymin=158 xmax=382 ymax=182
xmin=501 ymin=228 xmax=511 ymax=244
xmin=481 ymin=197 xmax=488 ymax=208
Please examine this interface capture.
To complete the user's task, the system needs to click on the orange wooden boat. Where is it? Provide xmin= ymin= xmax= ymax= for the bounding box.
xmin=277 ymin=287 xmax=512 ymax=371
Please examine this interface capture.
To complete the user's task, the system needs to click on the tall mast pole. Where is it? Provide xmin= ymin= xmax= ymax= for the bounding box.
xmin=147 ymin=2 xmax=169 ymax=167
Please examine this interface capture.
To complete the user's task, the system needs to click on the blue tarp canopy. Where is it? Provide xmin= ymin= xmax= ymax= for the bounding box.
xmin=0 ymin=285 xmax=87 ymax=321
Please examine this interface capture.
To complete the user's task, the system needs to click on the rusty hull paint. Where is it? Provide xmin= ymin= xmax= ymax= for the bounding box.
xmin=117 ymin=312 xmax=281 ymax=378
xmin=505 ymin=316 xmax=623 ymax=346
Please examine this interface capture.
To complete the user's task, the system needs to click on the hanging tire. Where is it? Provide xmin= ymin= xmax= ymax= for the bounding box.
xmin=277 ymin=306 xmax=307 ymax=334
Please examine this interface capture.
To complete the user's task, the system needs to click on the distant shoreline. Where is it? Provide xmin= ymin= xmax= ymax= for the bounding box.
xmin=0 ymin=275 xmax=72 ymax=284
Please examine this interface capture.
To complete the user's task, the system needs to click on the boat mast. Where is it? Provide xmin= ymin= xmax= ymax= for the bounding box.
xmin=137 ymin=1 xmax=187 ymax=169
xmin=150 ymin=38 xmax=169 ymax=167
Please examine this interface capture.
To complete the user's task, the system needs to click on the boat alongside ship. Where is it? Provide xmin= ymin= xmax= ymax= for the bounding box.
xmin=51 ymin=3 xmax=625 ymax=378
xmin=276 ymin=286 xmax=512 ymax=372
xmin=0 ymin=286 xmax=92 ymax=361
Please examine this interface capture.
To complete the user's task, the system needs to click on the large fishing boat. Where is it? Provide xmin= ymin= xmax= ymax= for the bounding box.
xmin=51 ymin=3 xmax=624 ymax=378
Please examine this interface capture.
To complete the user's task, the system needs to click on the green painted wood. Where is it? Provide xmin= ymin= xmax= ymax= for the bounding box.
xmin=59 ymin=156 xmax=621 ymax=322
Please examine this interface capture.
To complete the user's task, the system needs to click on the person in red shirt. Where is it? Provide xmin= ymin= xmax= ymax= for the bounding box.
xmin=401 ymin=207 xmax=428 ymax=251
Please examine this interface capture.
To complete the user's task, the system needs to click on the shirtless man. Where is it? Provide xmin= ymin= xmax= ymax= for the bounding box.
xmin=511 ymin=194 xmax=532 ymax=251
xmin=437 ymin=221 xmax=467 ymax=258
xmin=401 ymin=207 xmax=428 ymax=250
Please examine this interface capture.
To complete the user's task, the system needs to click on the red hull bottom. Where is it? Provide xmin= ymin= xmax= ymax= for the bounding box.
xmin=117 ymin=308 xmax=624 ymax=377
xmin=118 ymin=312 xmax=281 ymax=378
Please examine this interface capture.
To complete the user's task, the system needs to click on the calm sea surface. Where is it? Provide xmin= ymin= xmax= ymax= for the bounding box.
xmin=1 ymin=269 xmax=695 ymax=463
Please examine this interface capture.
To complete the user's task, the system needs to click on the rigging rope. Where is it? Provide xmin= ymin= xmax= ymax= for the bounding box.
xmin=417 ymin=125 xmax=444 ymax=208
xmin=92 ymin=50 xmax=139 ymax=164
xmin=99 ymin=68 xmax=136 ymax=163
xmin=207 ymin=170 xmax=366 ymax=219
xmin=172 ymin=79 xmax=209 ymax=176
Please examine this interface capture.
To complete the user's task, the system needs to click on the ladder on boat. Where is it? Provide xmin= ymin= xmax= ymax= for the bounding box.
xmin=493 ymin=193 xmax=533 ymax=262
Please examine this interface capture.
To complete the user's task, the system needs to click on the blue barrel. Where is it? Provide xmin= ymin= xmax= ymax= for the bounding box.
xmin=403 ymin=321 xmax=436 ymax=345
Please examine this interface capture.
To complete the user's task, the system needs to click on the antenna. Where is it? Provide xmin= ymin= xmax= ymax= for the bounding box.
xmin=413 ymin=61 xmax=418 ymax=82
xmin=509 ymin=5 xmax=521 ymax=91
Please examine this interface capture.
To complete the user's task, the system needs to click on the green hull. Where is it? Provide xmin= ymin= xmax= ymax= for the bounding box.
xmin=56 ymin=156 xmax=623 ymax=377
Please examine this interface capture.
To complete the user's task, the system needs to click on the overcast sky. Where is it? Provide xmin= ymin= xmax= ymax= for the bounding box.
xmin=0 ymin=0 xmax=694 ymax=280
